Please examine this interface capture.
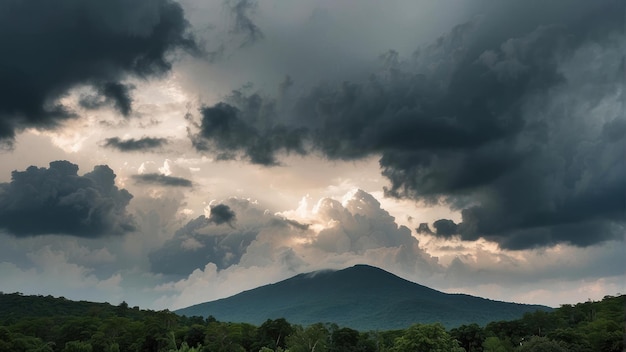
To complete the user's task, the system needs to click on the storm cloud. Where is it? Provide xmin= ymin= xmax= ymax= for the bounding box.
xmin=79 ymin=82 xmax=135 ymax=116
xmin=189 ymin=1 xmax=625 ymax=249
xmin=190 ymin=97 xmax=307 ymax=165
xmin=0 ymin=161 xmax=135 ymax=237
xmin=0 ymin=0 xmax=196 ymax=143
xmin=103 ymin=137 xmax=169 ymax=152
xmin=132 ymin=173 xmax=193 ymax=188
xmin=208 ymin=204 xmax=236 ymax=226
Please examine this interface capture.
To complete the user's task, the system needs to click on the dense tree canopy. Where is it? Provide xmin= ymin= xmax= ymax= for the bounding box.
xmin=0 ymin=292 xmax=623 ymax=352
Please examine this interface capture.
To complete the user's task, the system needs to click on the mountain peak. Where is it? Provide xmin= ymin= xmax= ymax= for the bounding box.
xmin=176 ymin=264 xmax=551 ymax=330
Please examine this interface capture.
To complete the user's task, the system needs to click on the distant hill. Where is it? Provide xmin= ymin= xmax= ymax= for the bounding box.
xmin=0 ymin=292 xmax=149 ymax=321
xmin=175 ymin=264 xmax=551 ymax=330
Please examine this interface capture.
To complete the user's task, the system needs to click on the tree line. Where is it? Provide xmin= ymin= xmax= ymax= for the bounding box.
xmin=0 ymin=292 xmax=623 ymax=352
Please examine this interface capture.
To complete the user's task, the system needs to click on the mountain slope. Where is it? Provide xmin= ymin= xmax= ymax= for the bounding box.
xmin=175 ymin=265 xmax=551 ymax=330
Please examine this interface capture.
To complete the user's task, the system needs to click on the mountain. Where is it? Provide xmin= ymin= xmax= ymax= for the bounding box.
xmin=175 ymin=264 xmax=551 ymax=330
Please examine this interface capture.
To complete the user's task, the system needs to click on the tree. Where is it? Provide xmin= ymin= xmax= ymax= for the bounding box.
xmin=517 ymin=336 xmax=567 ymax=352
xmin=184 ymin=324 xmax=205 ymax=348
xmin=62 ymin=340 xmax=93 ymax=352
xmin=255 ymin=318 xmax=293 ymax=350
xmin=580 ymin=318 xmax=623 ymax=352
xmin=330 ymin=327 xmax=359 ymax=352
xmin=286 ymin=323 xmax=330 ymax=352
xmin=390 ymin=323 xmax=464 ymax=352
xmin=450 ymin=323 xmax=486 ymax=352
xmin=482 ymin=336 xmax=508 ymax=352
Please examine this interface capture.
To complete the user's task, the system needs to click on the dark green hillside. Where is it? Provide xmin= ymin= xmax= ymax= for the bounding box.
xmin=176 ymin=264 xmax=551 ymax=330
xmin=0 ymin=292 xmax=195 ymax=352
xmin=0 ymin=292 xmax=142 ymax=321
xmin=0 ymin=290 xmax=621 ymax=351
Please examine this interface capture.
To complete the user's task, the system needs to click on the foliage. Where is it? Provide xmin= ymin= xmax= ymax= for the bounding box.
xmin=517 ymin=336 xmax=567 ymax=352
xmin=482 ymin=336 xmax=508 ymax=352
xmin=450 ymin=323 xmax=486 ymax=352
xmin=390 ymin=323 xmax=464 ymax=352
xmin=0 ymin=292 xmax=623 ymax=352
xmin=286 ymin=323 xmax=330 ymax=352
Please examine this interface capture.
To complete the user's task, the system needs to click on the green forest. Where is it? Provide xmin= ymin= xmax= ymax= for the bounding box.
xmin=0 ymin=292 xmax=623 ymax=352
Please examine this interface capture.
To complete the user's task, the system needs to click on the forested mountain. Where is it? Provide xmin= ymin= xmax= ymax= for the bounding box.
xmin=176 ymin=265 xmax=550 ymax=330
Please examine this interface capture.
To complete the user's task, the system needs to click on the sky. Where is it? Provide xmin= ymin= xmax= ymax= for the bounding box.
xmin=0 ymin=0 xmax=624 ymax=311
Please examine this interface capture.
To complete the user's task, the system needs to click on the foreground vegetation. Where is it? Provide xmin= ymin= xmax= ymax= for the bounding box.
xmin=0 ymin=292 xmax=623 ymax=352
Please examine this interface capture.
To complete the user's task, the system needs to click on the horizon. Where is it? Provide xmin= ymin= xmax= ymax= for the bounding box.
xmin=0 ymin=0 xmax=624 ymax=312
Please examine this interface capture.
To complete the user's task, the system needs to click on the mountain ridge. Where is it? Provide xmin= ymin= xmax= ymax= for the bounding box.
xmin=175 ymin=264 xmax=551 ymax=330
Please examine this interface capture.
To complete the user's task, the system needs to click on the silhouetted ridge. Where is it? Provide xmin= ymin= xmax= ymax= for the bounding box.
xmin=176 ymin=264 xmax=550 ymax=330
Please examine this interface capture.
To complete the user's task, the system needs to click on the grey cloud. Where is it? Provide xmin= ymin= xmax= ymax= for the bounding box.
xmin=149 ymin=213 xmax=256 ymax=276
xmin=0 ymin=0 xmax=196 ymax=143
xmin=416 ymin=223 xmax=433 ymax=235
xmin=226 ymin=0 xmax=264 ymax=47
xmin=80 ymin=82 xmax=135 ymax=116
xmin=189 ymin=1 xmax=625 ymax=249
xmin=281 ymin=218 xmax=310 ymax=231
xmin=208 ymin=204 xmax=236 ymax=226
xmin=190 ymin=95 xmax=307 ymax=165
xmin=132 ymin=173 xmax=193 ymax=188
xmin=149 ymin=200 xmax=269 ymax=276
xmin=103 ymin=137 xmax=169 ymax=152
xmin=432 ymin=219 xmax=458 ymax=238
xmin=0 ymin=161 xmax=135 ymax=237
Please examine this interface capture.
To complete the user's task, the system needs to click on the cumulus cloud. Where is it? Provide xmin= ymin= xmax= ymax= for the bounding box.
xmin=149 ymin=190 xmax=440 ymax=281
xmin=188 ymin=1 xmax=625 ymax=249
xmin=149 ymin=199 xmax=270 ymax=275
xmin=0 ymin=161 xmax=135 ymax=237
xmin=103 ymin=136 xmax=169 ymax=152
xmin=0 ymin=0 xmax=197 ymax=143
xmin=132 ymin=173 xmax=193 ymax=187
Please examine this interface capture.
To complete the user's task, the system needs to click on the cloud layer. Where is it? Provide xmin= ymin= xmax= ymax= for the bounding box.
xmin=0 ymin=161 xmax=135 ymax=237
xmin=188 ymin=1 xmax=625 ymax=249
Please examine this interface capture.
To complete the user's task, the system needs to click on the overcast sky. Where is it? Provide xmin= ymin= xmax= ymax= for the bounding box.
xmin=0 ymin=0 xmax=624 ymax=310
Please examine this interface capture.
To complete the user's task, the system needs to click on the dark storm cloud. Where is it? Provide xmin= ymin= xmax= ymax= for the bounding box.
xmin=0 ymin=161 xmax=135 ymax=237
xmin=0 ymin=0 xmax=196 ymax=143
xmin=103 ymin=137 xmax=169 ymax=152
xmin=208 ymin=204 xmax=236 ymax=226
xmin=80 ymin=82 xmax=135 ymax=116
xmin=416 ymin=223 xmax=433 ymax=236
xmin=433 ymin=220 xmax=458 ymax=238
xmin=190 ymin=1 xmax=625 ymax=249
xmin=226 ymin=0 xmax=264 ymax=47
xmin=190 ymin=93 xmax=307 ymax=165
xmin=132 ymin=173 xmax=193 ymax=188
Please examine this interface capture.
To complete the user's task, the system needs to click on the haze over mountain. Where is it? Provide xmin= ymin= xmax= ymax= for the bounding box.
xmin=176 ymin=265 xmax=551 ymax=330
